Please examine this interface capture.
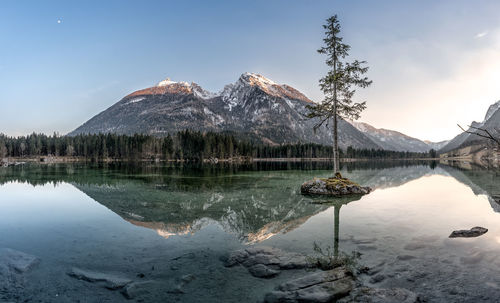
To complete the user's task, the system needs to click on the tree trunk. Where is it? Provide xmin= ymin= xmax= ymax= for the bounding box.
xmin=332 ymin=49 xmax=339 ymax=175
xmin=333 ymin=103 xmax=339 ymax=174
xmin=333 ymin=204 xmax=340 ymax=259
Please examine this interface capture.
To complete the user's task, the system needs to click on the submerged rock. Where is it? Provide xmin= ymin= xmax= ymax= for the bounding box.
xmin=0 ymin=248 xmax=40 ymax=274
xmin=0 ymin=248 xmax=40 ymax=301
xmin=369 ymin=274 xmax=386 ymax=284
xmin=264 ymin=267 xmax=354 ymax=302
xmin=301 ymin=175 xmax=371 ymax=196
xmin=223 ymin=246 xmax=308 ymax=278
xmin=345 ymin=287 xmax=419 ymax=303
xmin=403 ymin=242 xmax=428 ymax=251
xmin=449 ymin=226 xmax=488 ymax=238
xmin=167 ymin=273 xmax=196 ymax=294
xmin=68 ymin=267 xmax=132 ymax=290
xmin=121 ymin=281 xmax=159 ymax=299
xmin=397 ymin=255 xmax=416 ymax=261
xmin=248 ymin=264 xmax=280 ymax=278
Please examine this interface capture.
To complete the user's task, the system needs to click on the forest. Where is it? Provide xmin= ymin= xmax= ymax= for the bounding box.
xmin=0 ymin=130 xmax=435 ymax=161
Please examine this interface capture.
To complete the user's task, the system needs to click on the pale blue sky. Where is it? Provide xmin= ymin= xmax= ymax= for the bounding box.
xmin=1 ymin=0 xmax=500 ymax=141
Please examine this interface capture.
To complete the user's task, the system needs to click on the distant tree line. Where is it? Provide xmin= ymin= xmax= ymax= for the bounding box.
xmin=0 ymin=130 xmax=434 ymax=161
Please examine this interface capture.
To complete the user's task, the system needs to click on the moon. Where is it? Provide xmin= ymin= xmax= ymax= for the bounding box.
xmin=57 ymin=19 xmax=62 ymax=24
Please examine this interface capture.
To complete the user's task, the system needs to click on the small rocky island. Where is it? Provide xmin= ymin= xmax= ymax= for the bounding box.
xmin=301 ymin=173 xmax=372 ymax=196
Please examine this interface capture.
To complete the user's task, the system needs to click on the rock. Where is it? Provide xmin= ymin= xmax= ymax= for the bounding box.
xmin=351 ymin=238 xmax=377 ymax=245
xmin=0 ymin=248 xmax=40 ymax=300
xmin=171 ymin=252 xmax=196 ymax=260
xmin=223 ymin=249 xmax=250 ymax=267
xmin=369 ymin=274 xmax=385 ymax=284
xmin=365 ymin=261 xmax=385 ymax=277
xmin=406 ymin=271 xmax=427 ymax=282
xmin=300 ymin=176 xmax=371 ymax=196
xmin=121 ymin=281 xmax=157 ymax=299
xmin=181 ymin=274 xmax=196 ymax=283
xmin=449 ymin=226 xmax=488 ymax=238
xmin=460 ymin=251 xmax=486 ymax=264
xmin=224 ymin=246 xmax=308 ymax=278
xmin=448 ymin=286 xmax=464 ymax=296
xmin=264 ymin=267 xmax=354 ymax=303
xmin=167 ymin=274 xmax=196 ymax=295
xmin=397 ymin=255 xmax=416 ymax=261
xmin=0 ymin=248 xmax=40 ymax=274
xmin=68 ymin=267 xmax=132 ymax=290
xmin=367 ymin=267 xmax=382 ymax=276
xmin=411 ymin=235 xmax=440 ymax=243
xmin=404 ymin=243 xmax=427 ymax=251
xmin=248 ymin=264 xmax=280 ymax=278
xmin=167 ymin=285 xmax=185 ymax=294
xmin=358 ymin=244 xmax=377 ymax=251
xmin=347 ymin=287 xmax=419 ymax=303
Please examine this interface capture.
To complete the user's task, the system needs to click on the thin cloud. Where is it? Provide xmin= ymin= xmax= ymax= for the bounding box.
xmin=475 ymin=31 xmax=488 ymax=39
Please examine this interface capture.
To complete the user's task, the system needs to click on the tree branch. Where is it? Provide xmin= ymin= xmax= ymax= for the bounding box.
xmin=458 ymin=124 xmax=500 ymax=146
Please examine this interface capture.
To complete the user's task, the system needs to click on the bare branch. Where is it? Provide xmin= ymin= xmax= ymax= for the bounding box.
xmin=458 ymin=124 xmax=500 ymax=146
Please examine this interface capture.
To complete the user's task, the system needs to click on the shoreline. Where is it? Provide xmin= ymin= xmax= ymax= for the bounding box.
xmin=1 ymin=156 xmax=439 ymax=166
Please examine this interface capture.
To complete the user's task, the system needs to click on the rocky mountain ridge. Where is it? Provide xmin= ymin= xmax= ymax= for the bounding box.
xmin=70 ymin=73 xmax=443 ymax=152
xmin=70 ymin=73 xmax=381 ymax=150
xmin=350 ymin=121 xmax=440 ymax=152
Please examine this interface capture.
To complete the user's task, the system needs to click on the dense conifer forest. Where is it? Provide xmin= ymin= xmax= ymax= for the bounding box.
xmin=0 ymin=130 xmax=434 ymax=161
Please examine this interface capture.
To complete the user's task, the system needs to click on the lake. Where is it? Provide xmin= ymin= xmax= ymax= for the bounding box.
xmin=1 ymin=161 xmax=500 ymax=302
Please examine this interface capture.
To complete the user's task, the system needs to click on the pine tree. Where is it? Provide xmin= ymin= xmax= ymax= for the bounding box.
xmin=306 ymin=15 xmax=372 ymax=174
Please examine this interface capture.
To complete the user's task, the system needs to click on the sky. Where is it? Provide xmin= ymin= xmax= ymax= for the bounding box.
xmin=1 ymin=0 xmax=500 ymax=142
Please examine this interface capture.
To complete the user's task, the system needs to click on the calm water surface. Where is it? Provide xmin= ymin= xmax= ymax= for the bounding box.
xmin=1 ymin=161 xmax=500 ymax=302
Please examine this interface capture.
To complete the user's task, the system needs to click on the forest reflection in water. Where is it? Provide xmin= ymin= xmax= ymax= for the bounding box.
xmin=1 ymin=160 xmax=500 ymax=302
xmin=1 ymin=160 xmax=498 ymax=244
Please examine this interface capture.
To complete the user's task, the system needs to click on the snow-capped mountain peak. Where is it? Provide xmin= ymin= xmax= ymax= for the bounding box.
xmin=157 ymin=78 xmax=179 ymax=87
xmin=220 ymin=73 xmax=312 ymax=110
xmin=125 ymin=77 xmax=217 ymax=99
xmin=157 ymin=78 xmax=217 ymax=99
xmin=156 ymin=77 xmax=194 ymax=88
xmin=240 ymin=72 xmax=276 ymax=86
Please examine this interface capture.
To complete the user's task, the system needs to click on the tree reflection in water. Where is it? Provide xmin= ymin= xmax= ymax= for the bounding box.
xmin=310 ymin=195 xmax=363 ymax=258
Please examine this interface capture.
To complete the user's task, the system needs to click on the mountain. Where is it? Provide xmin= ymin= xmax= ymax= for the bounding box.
xmin=439 ymin=100 xmax=500 ymax=153
xmin=350 ymin=121 xmax=437 ymax=152
xmin=440 ymin=165 xmax=500 ymax=212
xmin=70 ymin=73 xmax=381 ymax=150
xmin=423 ymin=140 xmax=449 ymax=151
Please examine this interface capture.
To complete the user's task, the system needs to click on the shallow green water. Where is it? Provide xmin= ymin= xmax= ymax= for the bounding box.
xmin=1 ymin=161 xmax=500 ymax=302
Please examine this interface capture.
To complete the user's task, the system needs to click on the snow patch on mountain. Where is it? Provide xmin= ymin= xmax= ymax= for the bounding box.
xmin=284 ymin=98 xmax=296 ymax=110
xmin=203 ymin=107 xmax=225 ymax=125
xmin=125 ymin=97 xmax=146 ymax=105
xmin=192 ymin=83 xmax=217 ymax=100
xmin=157 ymin=78 xmax=186 ymax=87
xmin=156 ymin=78 xmax=217 ymax=100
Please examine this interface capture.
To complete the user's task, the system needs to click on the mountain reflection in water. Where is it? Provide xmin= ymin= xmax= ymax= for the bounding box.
xmin=1 ymin=161 xmax=498 ymax=244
